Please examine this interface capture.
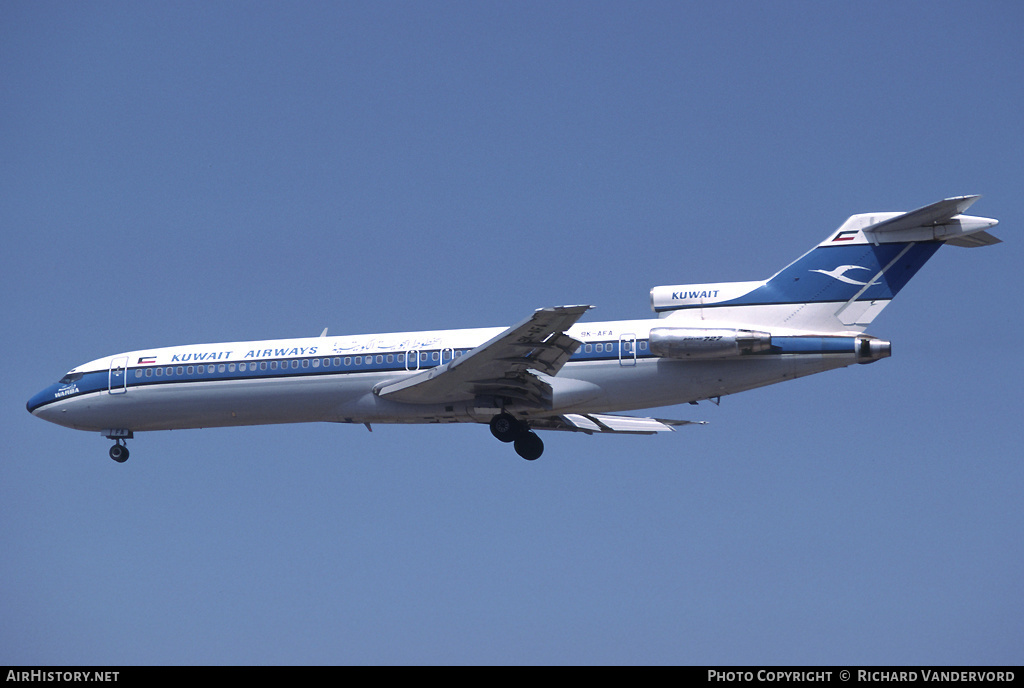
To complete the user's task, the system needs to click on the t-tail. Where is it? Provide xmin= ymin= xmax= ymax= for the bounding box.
xmin=650 ymin=196 xmax=1000 ymax=335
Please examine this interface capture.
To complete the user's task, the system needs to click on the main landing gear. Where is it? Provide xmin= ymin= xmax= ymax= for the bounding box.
xmin=490 ymin=413 xmax=544 ymax=461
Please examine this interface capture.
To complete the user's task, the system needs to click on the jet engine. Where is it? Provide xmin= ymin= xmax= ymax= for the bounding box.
xmin=648 ymin=327 xmax=772 ymax=359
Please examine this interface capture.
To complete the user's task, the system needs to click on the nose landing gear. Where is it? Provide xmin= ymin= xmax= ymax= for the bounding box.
xmin=108 ymin=441 xmax=129 ymax=463
xmin=489 ymin=413 xmax=544 ymax=461
xmin=103 ymin=430 xmax=133 ymax=463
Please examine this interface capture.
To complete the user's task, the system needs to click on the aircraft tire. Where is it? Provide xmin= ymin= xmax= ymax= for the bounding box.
xmin=514 ymin=432 xmax=544 ymax=461
xmin=109 ymin=444 xmax=129 ymax=463
xmin=490 ymin=413 xmax=524 ymax=443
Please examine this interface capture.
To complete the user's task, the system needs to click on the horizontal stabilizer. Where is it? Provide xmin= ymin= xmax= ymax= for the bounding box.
xmin=859 ymin=195 xmax=999 ymax=245
xmin=867 ymin=195 xmax=981 ymax=233
xmin=945 ymin=230 xmax=1002 ymax=248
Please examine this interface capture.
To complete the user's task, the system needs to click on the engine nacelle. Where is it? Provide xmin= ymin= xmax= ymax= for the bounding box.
xmin=649 ymin=327 xmax=772 ymax=359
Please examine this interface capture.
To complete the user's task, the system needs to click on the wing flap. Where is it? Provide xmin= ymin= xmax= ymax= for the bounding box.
xmin=530 ymin=413 xmax=706 ymax=435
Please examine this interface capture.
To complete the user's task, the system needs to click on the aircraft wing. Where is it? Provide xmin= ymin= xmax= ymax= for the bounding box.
xmin=529 ymin=413 xmax=706 ymax=434
xmin=374 ymin=305 xmax=592 ymax=407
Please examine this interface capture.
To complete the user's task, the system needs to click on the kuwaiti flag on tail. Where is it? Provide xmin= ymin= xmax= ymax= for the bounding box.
xmin=831 ymin=229 xmax=860 ymax=242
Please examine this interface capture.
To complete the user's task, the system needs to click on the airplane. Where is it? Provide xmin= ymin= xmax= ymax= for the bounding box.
xmin=27 ymin=196 xmax=1001 ymax=463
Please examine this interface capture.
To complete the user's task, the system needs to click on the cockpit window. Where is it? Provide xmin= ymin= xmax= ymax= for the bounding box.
xmin=59 ymin=372 xmax=84 ymax=384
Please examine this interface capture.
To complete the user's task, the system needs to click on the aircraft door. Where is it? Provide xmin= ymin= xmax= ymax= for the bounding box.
xmin=619 ymin=334 xmax=637 ymax=366
xmin=108 ymin=356 xmax=129 ymax=394
xmin=440 ymin=347 xmax=455 ymax=366
xmin=405 ymin=350 xmax=420 ymax=372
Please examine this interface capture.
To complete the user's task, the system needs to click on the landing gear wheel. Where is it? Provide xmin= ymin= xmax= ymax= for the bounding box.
xmin=514 ymin=432 xmax=544 ymax=461
xmin=109 ymin=443 xmax=129 ymax=463
xmin=490 ymin=413 xmax=525 ymax=443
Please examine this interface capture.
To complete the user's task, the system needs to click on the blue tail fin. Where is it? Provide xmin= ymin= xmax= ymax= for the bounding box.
xmin=650 ymin=196 xmax=999 ymax=334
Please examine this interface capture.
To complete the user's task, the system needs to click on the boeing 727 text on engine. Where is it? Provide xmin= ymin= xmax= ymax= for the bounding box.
xmin=27 ymin=196 xmax=1001 ymax=462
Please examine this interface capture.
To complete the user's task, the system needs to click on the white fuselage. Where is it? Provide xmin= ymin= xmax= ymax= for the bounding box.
xmin=27 ymin=316 xmax=876 ymax=435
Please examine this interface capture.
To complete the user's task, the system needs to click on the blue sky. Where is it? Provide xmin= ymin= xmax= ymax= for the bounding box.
xmin=3 ymin=1 xmax=1021 ymax=665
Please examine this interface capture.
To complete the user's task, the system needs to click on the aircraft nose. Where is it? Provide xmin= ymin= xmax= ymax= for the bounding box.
xmin=26 ymin=384 xmax=76 ymax=427
xmin=27 ymin=387 xmax=55 ymax=416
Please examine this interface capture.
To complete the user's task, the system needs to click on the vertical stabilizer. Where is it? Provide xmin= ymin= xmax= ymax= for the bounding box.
xmin=650 ymin=197 xmax=999 ymax=334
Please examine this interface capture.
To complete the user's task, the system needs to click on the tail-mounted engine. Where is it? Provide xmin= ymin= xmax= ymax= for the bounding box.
xmin=649 ymin=327 xmax=772 ymax=359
